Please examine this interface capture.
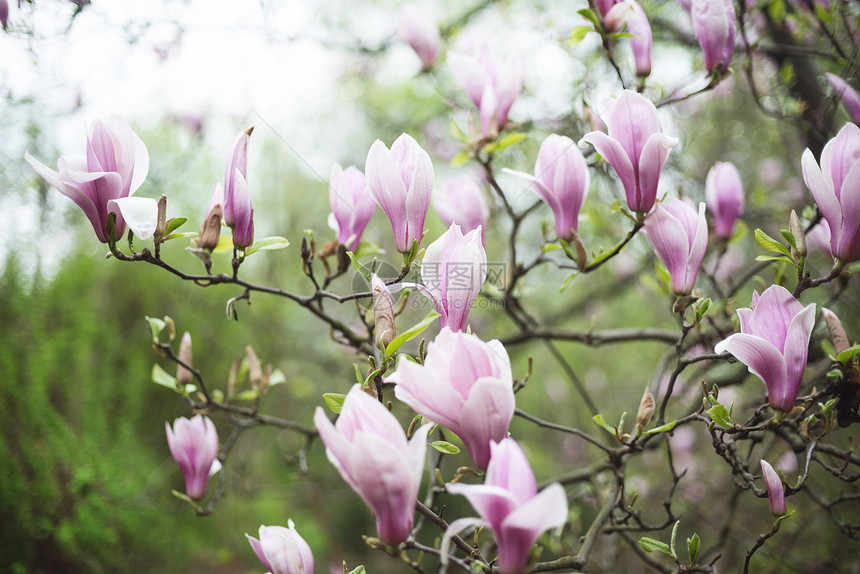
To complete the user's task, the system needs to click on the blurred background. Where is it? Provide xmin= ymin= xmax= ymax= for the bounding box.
xmin=2 ymin=0 xmax=859 ymax=572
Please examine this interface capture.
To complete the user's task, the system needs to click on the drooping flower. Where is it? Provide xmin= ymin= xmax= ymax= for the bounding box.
xmin=644 ymin=199 xmax=708 ymax=295
xmin=714 ymin=285 xmax=816 ymax=412
xmin=365 ymin=134 xmax=434 ymax=253
xmin=222 ymin=127 xmax=253 ymax=227
xmin=388 ymin=327 xmax=514 ymax=470
xmin=605 ymin=0 xmax=652 ymax=77
xmin=165 ymin=415 xmax=220 ymax=499
xmin=801 ymin=123 xmax=860 ymax=263
xmin=25 ymin=116 xmax=149 ymax=243
xmin=760 ymin=460 xmax=787 ymax=516
xmin=329 ymin=164 xmax=376 ymax=251
xmin=826 ymin=73 xmax=860 ymax=125
xmin=448 ymin=34 xmax=523 ymax=136
xmin=705 ymin=161 xmax=744 ymax=239
xmin=420 ymin=223 xmax=487 ymax=332
xmin=691 ymin=0 xmax=736 ymax=74
xmin=433 ymin=178 xmax=489 ymax=241
xmin=396 ymin=5 xmax=441 ymax=70
xmin=580 ymin=90 xmax=679 ymax=213
xmin=443 ymin=439 xmax=568 ymax=574
xmin=504 ymin=134 xmax=590 ymax=241
xmin=314 ymin=385 xmax=432 ymax=546
xmin=246 ymin=522 xmax=314 ymax=574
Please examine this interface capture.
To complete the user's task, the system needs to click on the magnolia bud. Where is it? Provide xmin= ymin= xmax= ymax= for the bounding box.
xmin=197 ymin=204 xmax=222 ymax=252
xmin=155 ymin=194 xmax=168 ymax=240
xmin=176 ymin=331 xmax=194 ymax=385
xmin=637 ymin=388 xmax=655 ymax=431
xmin=246 ymin=345 xmax=264 ymax=389
xmin=822 ymin=307 xmax=850 ymax=354
xmin=789 ymin=210 xmax=807 ymax=258
xmin=372 ymin=274 xmax=396 ymax=349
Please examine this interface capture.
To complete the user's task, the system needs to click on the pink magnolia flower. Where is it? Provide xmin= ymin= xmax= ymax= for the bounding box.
xmin=421 ymin=223 xmax=487 ymax=332
xmin=605 ymin=0 xmax=652 ymax=77
xmin=365 ymin=133 xmax=434 ymax=253
xmin=826 ymin=73 xmax=860 ymax=125
xmin=801 ymin=122 xmax=860 ymax=262
xmin=644 ymin=199 xmax=708 ymax=295
xmin=504 ymin=134 xmax=590 ymax=241
xmin=25 ymin=116 xmax=149 ymax=243
xmin=329 ymin=164 xmax=375 ymax=251
xmin=230 ymin=168 xmax=254 ymax=248
xmin=691 ymin=0 xmax=736 ymax=74
xmin=705 ymin=161 xmax=744 ymax=238
xmin=314 ymin=385 xmax=431 ymax=546
xmin=580 ymin=90 xmax=679 ymax=213
xmin=448 ymin=35 xmax=523 ymax=135
xmin=443 ymin=439 xmax=568 ymax=574
xmin=715 ymin=285 xmax=816 ymax=412
xmin=760 ymin=460 xmax=787 ymax=516
xmin=165 ymin=415 xmax=220 ymax=499
xmin=388 ymin=327 xmax=514 ymax=470
xmin=396 ymin=5 xmax=441 ymax=70
xmin=246 ymin=522 xmax=314 ymax=574
xmin=433 ymin=178 xmax=489 ymax=241
xmin=222 ymin=127 xmax=252 ymax=228
xmin=594 ymin=0 xmax=618 ymax=17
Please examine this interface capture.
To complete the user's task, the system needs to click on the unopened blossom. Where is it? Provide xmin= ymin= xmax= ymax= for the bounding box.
xmin=396 ymin=5 xmax=440 ymax=69
xmin=314 ymin=385 xmax=431 ymax=546
xmin=705 ymin=161 xmax=744 ymax=238
xmin=421 ymin=223 xmax=487 ymax=332
xmin=760 ymin=460 xmax=787 ymax=516
xmin=230 ymin=168 xmax=254 ymax=248
xmin=644 ymin=199 xmax=708 ymax=295
xmin=176 ymin=331 xmax=194 ymax=386
xmin=246 ymin=522 xmax=314 ymax=574
xmin=504 ymin=134 xmax=589 ymax=241
xmin=821 ymin=307 xmax=850 ymax=354
xmin=605 ymin=0 xmax=652 ymax=77
xmin=691 ymin=0 xmax=736 ymax=74
xmin=165 ymin=415 xmax=220 ymax=499
xmin=444 ymin=439 xmax=568 ymax=574
xmin=826 ymin=74 xmax=860 ymax=125
xmin=801 ymin=122 xmax=860 ymax=262
xmin=433 ymin=178 xmax=489 ymax=241
xmin=26 ymin=116 xmax=149 ymax=243
xmin=715 ymin=285 xmax=816 ymax=412
xmin=329 ymin=164 xmax=375 ymax=251
xmin=389 ymin=327 xmax=514 ymax=470
xmin=580 ymin=90 xmax=679 ymax=213
xmin=365 ymin=134 xmax=434 ymax=253
xmin=222 ymin=127 xmax=252 ymax=227
xmin=448 ymin=35 xmax=523 ymax=135
xmin=372 ymin=273 xmax=396 ymax=348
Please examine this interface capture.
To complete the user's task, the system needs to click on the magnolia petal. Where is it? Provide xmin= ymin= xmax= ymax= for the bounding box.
xmin=645 ymin=203 xmax=691 ymax=294
xmin=440 ymin=517 xmax=489 ymax=569
xmin=684 ymin=202 xmax=708 ymax=294
xmin=760 ymin=459 xmax=786 ymax=516
xmin=108 ymin=196 xmax=158 ymax=239
xmin=779 ymin=302 xmax=816 ymax=411
xmin=457 ymin=378 xmax=516 ymax=470
xmin=391 ymin=361 xmax=464 ymax=430
xmin=366 ymin=139 xmax=409 ymax=251
xmin=715 ymin=333 xmax=789 ymax=409
xmin=445 ymin=483 xmax=520 ymax=531
xmin=834 ymin=159 xmax=860 ymax=261
xmin=579 ymin=131 xmax=638 ymax=209
xmin=313 ymin=406 xmax=360 ymax=491
xmin=637 ymin=132 xmax=679 ymax=213
xmin=802 ymin=147 xmax=843 ymax=246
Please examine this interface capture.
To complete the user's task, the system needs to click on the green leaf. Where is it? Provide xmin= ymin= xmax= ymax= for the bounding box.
xmin=268 ymin=368 xmax=286 ymax=386
xmin=836 ymin=344 xmax=860 ymax=364
xmin=354 ymin=241 xmax=385 ymax=258
xmin=707 ymin=404 xmax=733 ymax=429
xmin=429 ymin=440 xmax=461 ymax=454
xmin=607 ymin=31 xmax=635 ymax=39
xmin=559 ymin=272 xmax=578 ymax=293
xmin=450 ymin=119 xmax=468 ymax=143
xmin=145 ymin=315 xmax=167 ymax=342
xmin=779 ymin=229 xmax=797 ymax=250
xmin=754 ymin=254 xmax=798 ymax=267
xmin=385 ymin=310 xmax=440 ymax=356
xmin=643 ymin=420 xmax=677 ymax=435
xmin=495 ymin=132 xmax=527 ymax=151
xmin=541 ymin=243 xmax=562 ymax=253
xmin=774 ymin=509 xmax=796 ymax=526
xmin=638 ymin=537 xmax=675 ymax=558
xmin=687 ymin=533 xmax=701 ymax=565
xmin=592 ymin=414 xmax=616 ymax=435
xmin=670 ymin=521 xmax=679 ymax=560
xmin=577 ymin=7 xmax=602 ymax=29
xmin=353 ymin=363 xmax=364 ymax=385
xmin=347 ymin=251 xmax=373 ymax=282
xmin=568 ymin=25 xmax=592 ymax=46
xmin=162 ymin=231 xmax=198 ymax=242
xmin=348 ymin=567 xmax=366 ymax=574
xmin=244 ymin=236 xmax=290 ymax=256
xmin=695 ymin=298 xmax=712 ymax=324
xmin=234 ymin=389 xmax=259 ymax=401
xmin=323 ymin=392 xmax=346 ymax=414
xmin=212 ymin=234 xmax=235 ymax=254
xmin=152 ymin=364 xmax=178 ymax=391
xmin=755 ymin=228 xmax=792 ymax=258
xmin=450 ymin=151 xmax=471 ymax=167
xmin=163 ymin=217 xmax=187 ymax=236
xmin=362 ymin=368 xmax=382 ymax=389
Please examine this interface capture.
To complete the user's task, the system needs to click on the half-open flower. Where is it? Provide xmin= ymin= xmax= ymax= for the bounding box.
xmin=443 ymin=439 xmax=568 ymax=574
xmin=801 ymin=122 xmax=860 ymax=263
xmin=714 ymin=285 xmax=816 ymax=412
xmin=314 ymin=385 xmax=432 ymax=546
xmin=165 ymin=415 xmax=220 ymax=500
xmin=388 ymin=327 xmax=514 ymax=470
xmin=580 ymin=90 xmax=678 ymax=213
xmin=504 ymin=134 xmax=589 ymax=241
xmin=365 ymin=134 xmax=434 ymax=253
xmin=644 ymin=199 xmax=708 ymax=295
xmin=691 ymin=0 xmax=736 ymax=74
xmin=420 ymin=223 xmax=487 ymax=332
xmin=329 ymin=163 xmax=376 ymax=251
xmin=246 ymin=522 xmax=314 ymax=574
xmin=605 ymin=0 xmax=652 ymax=77
xmin=26 ymin=116 xmax=149 ymax=243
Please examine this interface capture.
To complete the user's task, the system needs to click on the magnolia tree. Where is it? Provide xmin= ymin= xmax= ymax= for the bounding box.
xmin=17 ymin=0 xmax=860 ymax=572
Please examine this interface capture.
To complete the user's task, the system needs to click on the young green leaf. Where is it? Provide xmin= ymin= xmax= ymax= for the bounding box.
xmin=687 ymin=533 xmax=701 ymax=565
xmin=429 ymin=440 xmax=461 ymax=454
xmin=323 ymin=392 xmax=347 ymax=414
xmin=385 ymin=310 xmax=441 ymax=356
xmin=244 ymin=236 xmax=290 ymax=256
xmin=638 ymin=537 xmax=675 ymax=558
